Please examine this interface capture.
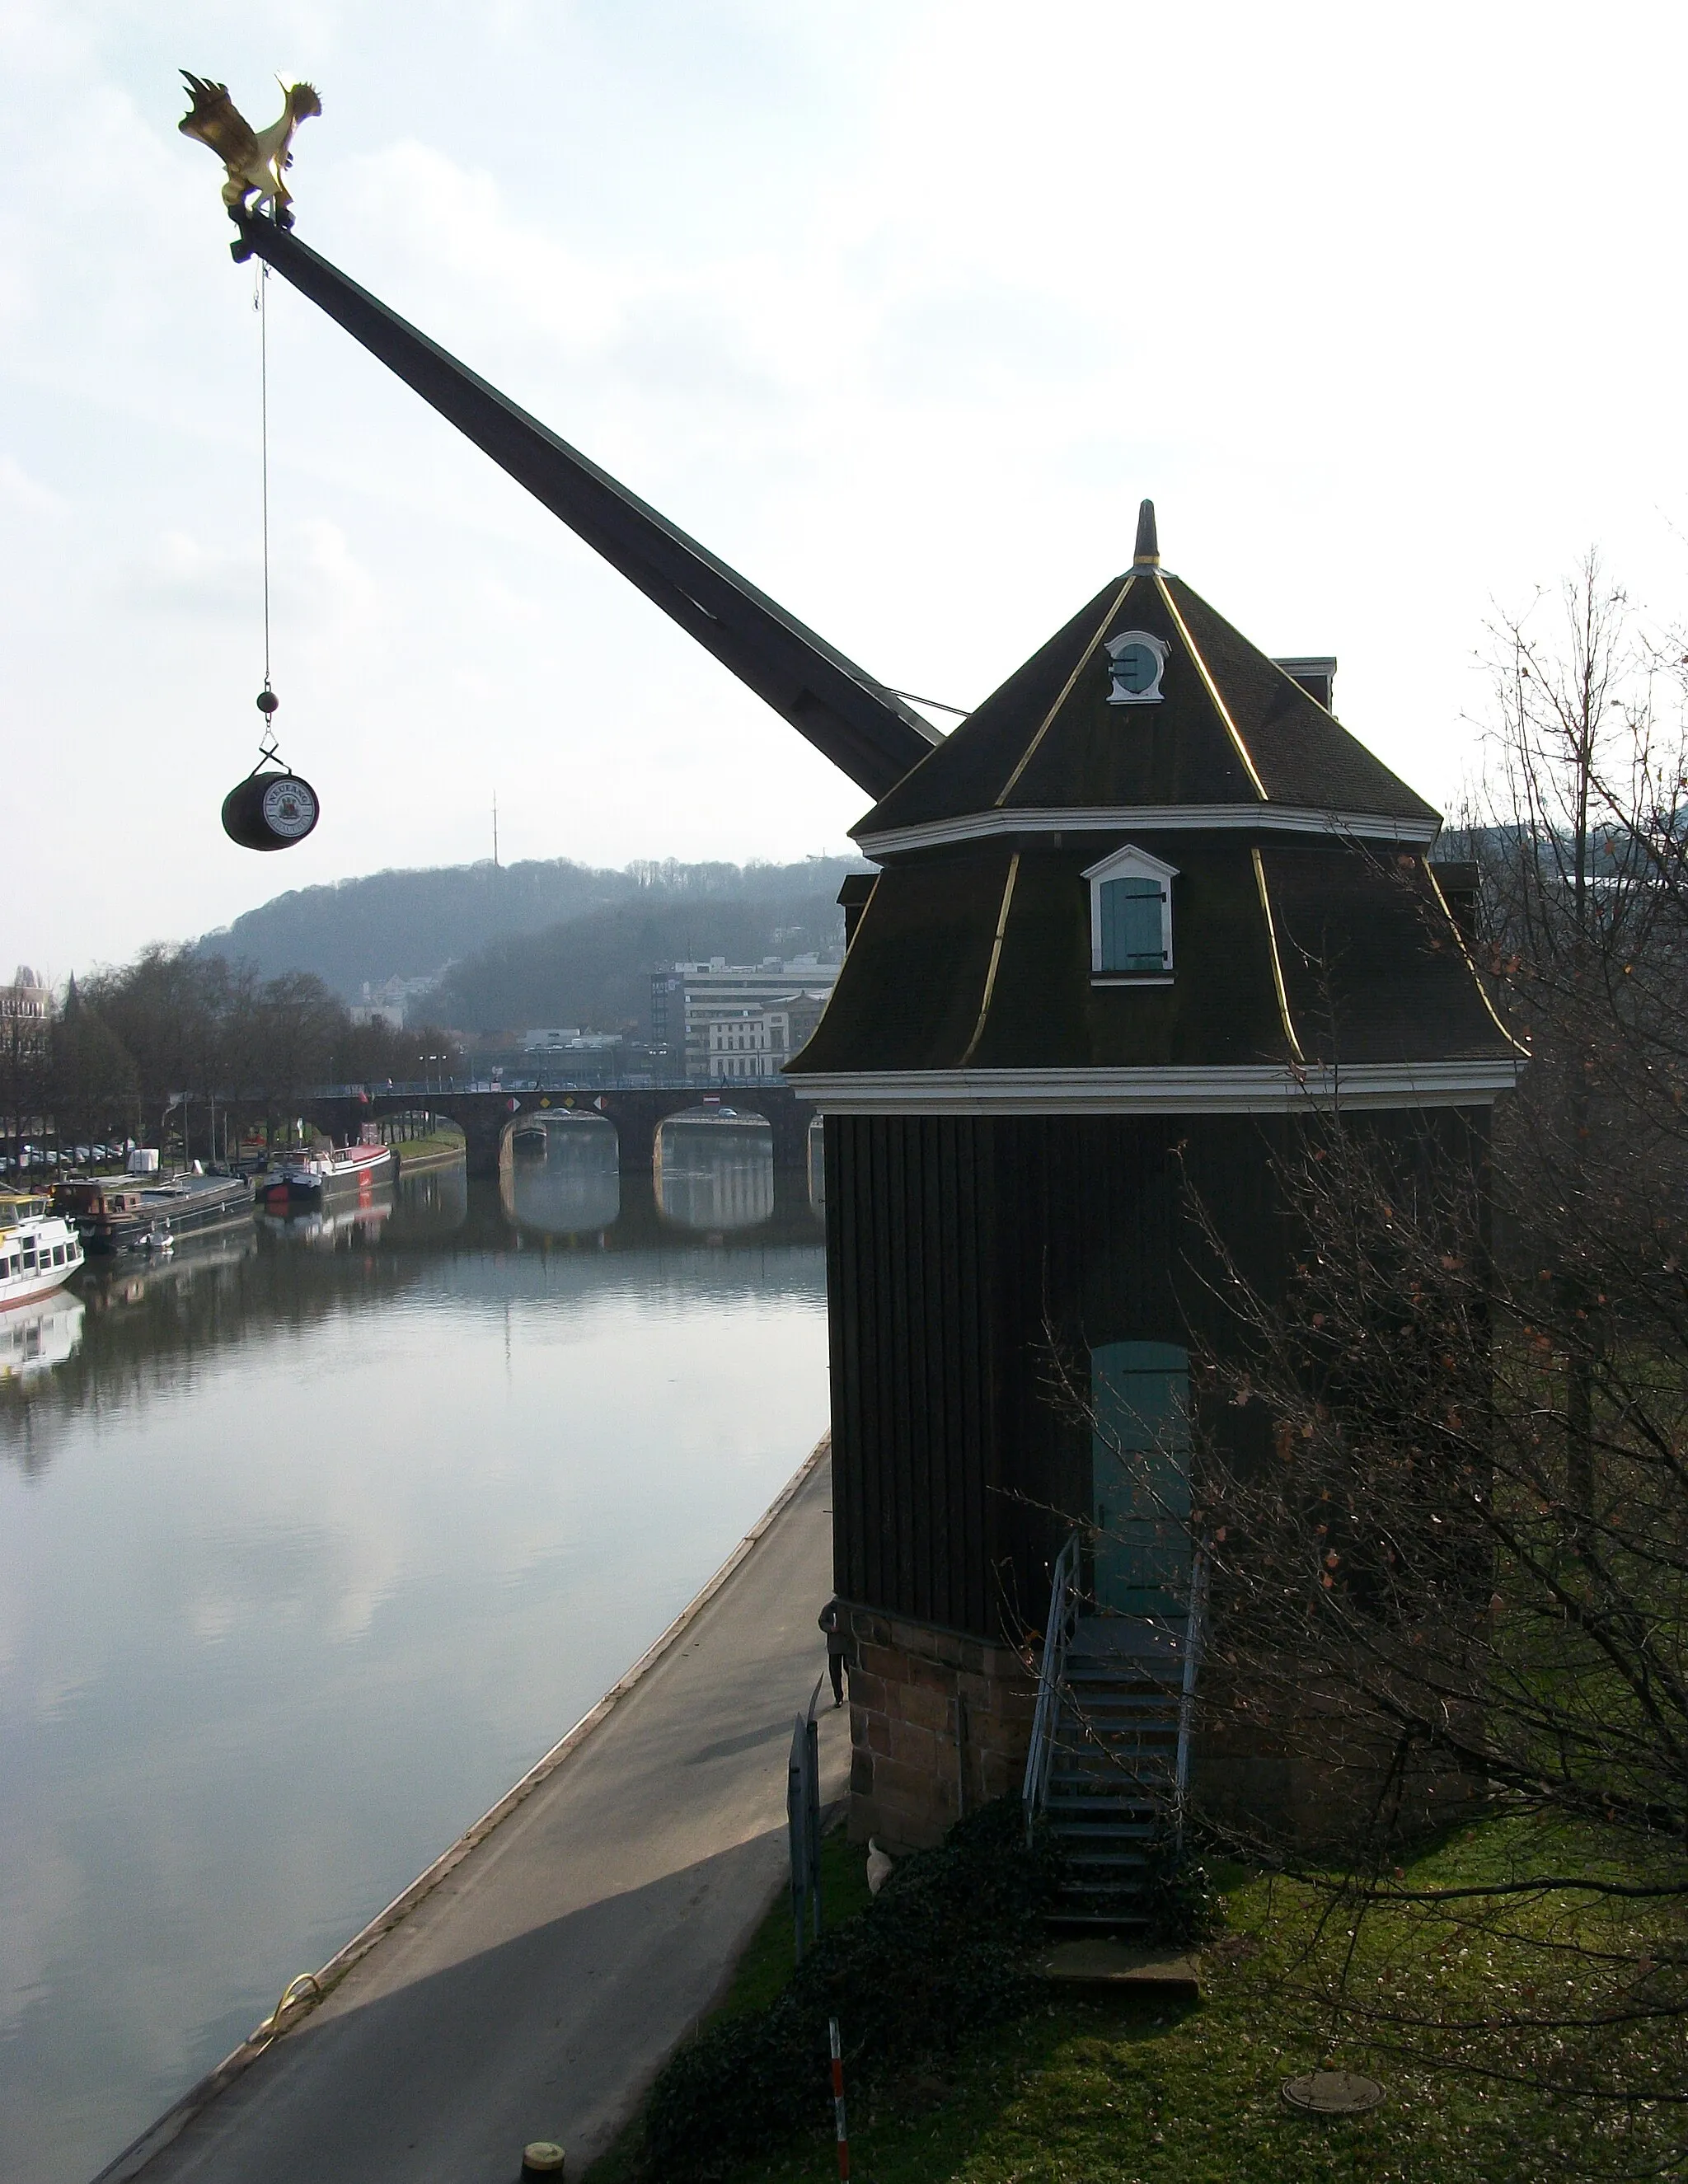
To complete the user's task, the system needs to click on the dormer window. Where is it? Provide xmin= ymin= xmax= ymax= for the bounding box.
xmin=1083 ymin=845 xmax=1178 ymax=982
xmin=1104 ymin=630 xmax=1168 ymax=705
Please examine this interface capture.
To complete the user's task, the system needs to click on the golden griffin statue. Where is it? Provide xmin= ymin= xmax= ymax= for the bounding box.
xmin=179 ymin=73 xmax=321 ymax=227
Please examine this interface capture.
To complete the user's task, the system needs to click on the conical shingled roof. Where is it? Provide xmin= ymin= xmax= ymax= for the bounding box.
xmin=856 ymin=551 xmax=1439 ymax=846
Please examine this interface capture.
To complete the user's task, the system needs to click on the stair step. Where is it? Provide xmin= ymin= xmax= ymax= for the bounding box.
xmin=1065 ymin=1676 xmax=1183 ymax=1696
xmin=1061 ymin=1685 xmax=1183 ymax=1700
xmin=1060 ymin=1699 xmax=1182 ymax=1716
xmin=1050 ymin=1774 xmax=1171 ymax=1793
xmin=1047 ymin=1799 xmax=1160 ymax=1819
xmin=1053 ymin=1758 xmax=1175 ymax=1774
xmin=1052 ymin=1740 xmax=1177 ymax=1758
xmin=1052 ymin=1838 xmax=1156 ymax=1855
xmin=1048 ymin=1776 xmax=1165 ymax=1793
xmin=1053 ymin=1756 xmax=1176 ymax=1772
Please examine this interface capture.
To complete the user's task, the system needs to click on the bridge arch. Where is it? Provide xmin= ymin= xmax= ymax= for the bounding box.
xmin=499 ymin=1106 xmax=621 ymax=1238
xmin=296 ymin=1082 xmax=813 ymax=1181
xmin=654 ymin=1104 xmax=774 ymax=1233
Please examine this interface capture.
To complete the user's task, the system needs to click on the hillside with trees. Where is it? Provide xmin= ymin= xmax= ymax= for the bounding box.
xmin=425 ymin=860 xmax=860 ymax=1033
xmin=196 ymin=855 xmax=864 ymax=1019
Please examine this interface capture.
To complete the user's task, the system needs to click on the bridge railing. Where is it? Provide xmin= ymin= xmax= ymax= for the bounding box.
xmin=298 ymin=1079 xmax=810 ymax=1101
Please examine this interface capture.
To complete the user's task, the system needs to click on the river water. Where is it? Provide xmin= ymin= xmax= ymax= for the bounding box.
xmin=0 ymin=1121 xmax=829 ymax=2184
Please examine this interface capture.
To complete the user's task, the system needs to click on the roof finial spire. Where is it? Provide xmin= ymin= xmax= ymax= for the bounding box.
xmin=1133 ymin=499 xmax=1160 ymax=568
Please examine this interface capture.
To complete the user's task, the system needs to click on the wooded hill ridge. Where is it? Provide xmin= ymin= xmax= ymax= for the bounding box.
xmin=195 ymin=855 xmax=865 ymax=1035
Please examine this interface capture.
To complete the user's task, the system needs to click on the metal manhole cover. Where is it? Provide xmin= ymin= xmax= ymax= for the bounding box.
xmin=1281 ymin=2069 xmax=1386 ymax=2116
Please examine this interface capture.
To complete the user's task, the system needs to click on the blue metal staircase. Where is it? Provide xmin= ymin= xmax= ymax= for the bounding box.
xmin=1025 ymin=1535 xmax=1207 ymax=1932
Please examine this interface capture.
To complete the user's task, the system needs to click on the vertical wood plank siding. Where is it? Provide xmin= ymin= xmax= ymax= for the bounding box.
xmin=827 ymin=1115 xmax=996 ymax=1631
xmin=825 ymin=1108 xmax=1489 ymax=1647
xmin=828 ymin=1112 xmax=1214 ymax=1642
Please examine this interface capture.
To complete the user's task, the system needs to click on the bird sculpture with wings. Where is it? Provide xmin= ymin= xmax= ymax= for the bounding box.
xmin=179 ymin=73 xmax=321 ymax=227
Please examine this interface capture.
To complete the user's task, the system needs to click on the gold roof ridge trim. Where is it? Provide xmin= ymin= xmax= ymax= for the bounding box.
xmin=1154 ymin=573 xmax=1268 ymax=801
xmin=785 ymin=872 xmax=878 ymax=1074
xmin=1252 ymin=846 xmax=1306 ymax=1065
xmin=1423 ymin=860 xmax=1529 ymax=1058
xmin=992 ymin=574 xmax=1137 ymax=808
xmin=959 ymin=851 xmax=1021 ymax=1065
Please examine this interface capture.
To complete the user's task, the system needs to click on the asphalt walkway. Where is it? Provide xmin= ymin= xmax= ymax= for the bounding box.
xmin=106 ymin=1438 xmax=844 ymax=2184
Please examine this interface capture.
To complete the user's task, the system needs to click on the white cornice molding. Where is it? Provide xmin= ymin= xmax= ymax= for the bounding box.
xmin=851 ymin=804 xmax=1442 ymax=858
xmin=785 ymin=1060 xmax=1522 ymax=1115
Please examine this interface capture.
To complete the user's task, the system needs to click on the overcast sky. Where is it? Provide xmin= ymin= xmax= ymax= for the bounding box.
xmin=6 ymin=2 xmax=1686 ymax=978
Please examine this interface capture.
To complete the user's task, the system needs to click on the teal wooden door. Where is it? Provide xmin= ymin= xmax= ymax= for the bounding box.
xmin=1090 ymin=1340 xmax=1191 ymax=1618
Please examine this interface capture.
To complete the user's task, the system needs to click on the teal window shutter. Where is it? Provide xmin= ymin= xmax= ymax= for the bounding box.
xmin=1098 ymin=876 xmax=1166 ymax=972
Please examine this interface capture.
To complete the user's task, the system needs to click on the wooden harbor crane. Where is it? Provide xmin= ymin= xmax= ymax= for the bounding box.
xmin=218 ymin=206 xmax=1521 ymax=1884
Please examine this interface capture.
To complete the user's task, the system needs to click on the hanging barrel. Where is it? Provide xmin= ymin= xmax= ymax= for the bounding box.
xmin=222 ymin=764 xmax=320 ymax=851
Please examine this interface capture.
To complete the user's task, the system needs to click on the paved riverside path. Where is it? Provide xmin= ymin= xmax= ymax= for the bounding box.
xmin=111 ymin=1442 xmax=845 ymax=2184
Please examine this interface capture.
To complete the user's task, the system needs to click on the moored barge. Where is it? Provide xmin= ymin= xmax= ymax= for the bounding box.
xmin=264 ymin=1132 xmax=393 ymax=1202
xmin=54 ymin=1169 xmax=253 ymax=1254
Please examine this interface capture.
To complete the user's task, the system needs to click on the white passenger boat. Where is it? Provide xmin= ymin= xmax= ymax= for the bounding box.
xmin=0 ymin=1191 xmax=84 ymax=1307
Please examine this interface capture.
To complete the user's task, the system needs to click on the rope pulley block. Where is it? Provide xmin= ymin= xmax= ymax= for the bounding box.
xmin=223 ymin=687 xmax=320 ymax=851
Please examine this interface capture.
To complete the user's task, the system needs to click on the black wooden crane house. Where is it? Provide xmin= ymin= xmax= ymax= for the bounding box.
xmin=229 ymin=218 xmax=1520 ymax=1877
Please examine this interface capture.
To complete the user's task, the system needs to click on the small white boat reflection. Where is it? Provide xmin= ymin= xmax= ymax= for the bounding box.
xmin=78 ymin=1227 xmax=259 ymax=1314
xmin=0 ymin=1289 xmax=85 ymax=1380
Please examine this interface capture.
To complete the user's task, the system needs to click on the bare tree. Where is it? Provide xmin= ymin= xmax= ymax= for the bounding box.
xmin=1165 ymin=562 xmax=1688 ymax=2130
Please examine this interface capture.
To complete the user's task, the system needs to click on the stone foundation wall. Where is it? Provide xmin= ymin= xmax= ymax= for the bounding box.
xmin=1190 ymin=1648 xmax=1489 ymax=1855
xmin=837 ymin=1601 xmax=1038 ymax=1851
xmin=837 ymin=1605 xmax=1485 ymax=1858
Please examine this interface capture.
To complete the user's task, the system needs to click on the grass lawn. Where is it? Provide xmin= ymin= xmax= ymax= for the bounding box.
xmin=589 ymin=1820 xmax=1681 ymax=2184
xmin=388 ymin=1132 xmax=465 ymax=1162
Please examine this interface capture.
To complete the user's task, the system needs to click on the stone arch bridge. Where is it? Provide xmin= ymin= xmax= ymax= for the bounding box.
xmin=294 ymin=1082 xmax=814 ymax=1181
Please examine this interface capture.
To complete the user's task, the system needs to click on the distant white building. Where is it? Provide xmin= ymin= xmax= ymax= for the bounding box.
xmin=653 ymin=956 xmax=839 ymax=1082
xmin=522 ymin=1028 xmax=623 ymax=1056
xmin=349 ymin=973 xmax=446 ymax=1031
xmin=705 ymin=996 xmax=829 ymax=1082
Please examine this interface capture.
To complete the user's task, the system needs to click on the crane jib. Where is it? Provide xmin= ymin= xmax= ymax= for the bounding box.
xmin=229 ymin=214 xmax=939 ymax=800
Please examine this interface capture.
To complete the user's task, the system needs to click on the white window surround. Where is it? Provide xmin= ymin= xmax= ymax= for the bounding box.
xmin=1082 ymin=845 xmax=1179 ymax=982
xmin=1104 ymin=630 xmax=1170 ymax=705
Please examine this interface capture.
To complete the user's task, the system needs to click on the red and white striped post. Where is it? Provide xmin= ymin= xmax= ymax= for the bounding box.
xmin=828 ymin=2016 xmax=850 ymax=2182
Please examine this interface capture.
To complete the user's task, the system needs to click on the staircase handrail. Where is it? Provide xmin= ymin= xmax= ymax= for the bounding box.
xmin=1172 ymin=1544 xmax=1211 ymax=1849
xmin=1022 ymin=1530 xmax=1081 ymax=1839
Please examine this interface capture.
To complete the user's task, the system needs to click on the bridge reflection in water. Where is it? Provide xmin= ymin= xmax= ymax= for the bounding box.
xmin=504 ymin=1114 xmax=621 ymax=1238
xmin=500 ymin=1108 xmax=824 ymax=1244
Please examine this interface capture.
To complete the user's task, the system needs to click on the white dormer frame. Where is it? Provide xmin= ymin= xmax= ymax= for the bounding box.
xmin=1082 ymin=844 xmax=1179 ymax=983
xmin=1104 ymin=629 xmax=1170 ymax=705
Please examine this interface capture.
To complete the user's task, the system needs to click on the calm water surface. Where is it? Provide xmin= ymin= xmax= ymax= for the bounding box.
xmin=0 ymin=1123 xmax=828 ymax=2184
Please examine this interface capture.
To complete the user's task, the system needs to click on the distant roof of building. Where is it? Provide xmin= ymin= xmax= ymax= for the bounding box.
xmin=668 ymin=957 xmax=840 ymax=978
